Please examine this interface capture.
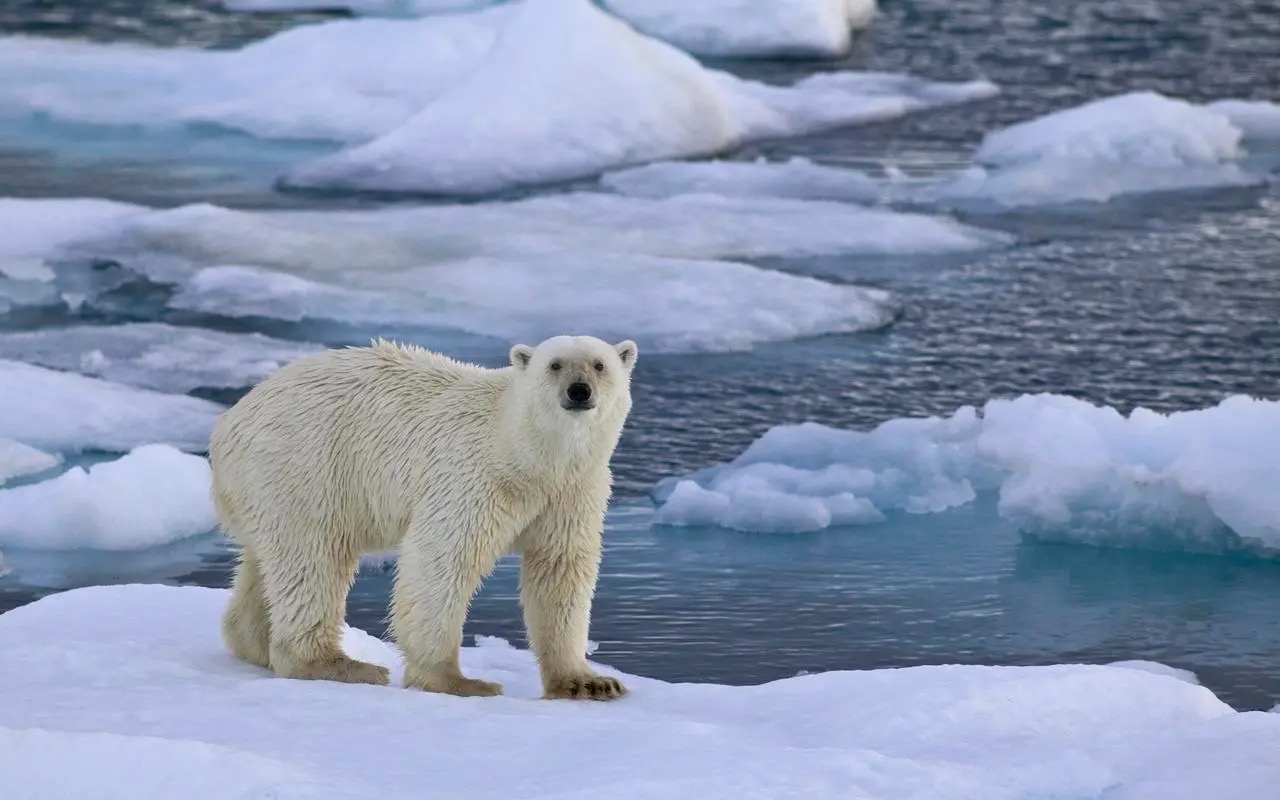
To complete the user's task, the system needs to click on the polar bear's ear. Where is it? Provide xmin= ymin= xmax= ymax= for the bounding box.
xmin=510 ymin=344 xmax=535 ymax=370
xmin=614 ymin=340 xmax=638 ymax=371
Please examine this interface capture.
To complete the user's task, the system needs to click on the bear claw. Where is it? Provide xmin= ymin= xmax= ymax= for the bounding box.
xmin=543 ymin=674 xmax=627 ymax=701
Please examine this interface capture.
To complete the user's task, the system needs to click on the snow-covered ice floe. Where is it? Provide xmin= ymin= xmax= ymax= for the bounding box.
xmin=0 ymin=445 xmax=214 ymax=552
xmin=2 ymin=194 xmax=1007 ymax=352
xmin=2 ymin=585 xmax=1280 ymax=799
xmin=652 ymin=394 xmax=1280 ymax=557
xmin=280 ymin=0 xmax=988 ymax=195
xmin=604 ymin=91 xmax=1280 ymax=209
xmin=599 ymin=0 xmax=877 ymax=58
xmin=0 ymin=360 xmax=221 ymax=455
xmin=0 ymin=0 xmax=992 ymax=195
xmin=222 ymin=0 xmax=877 ymax=59
xmin=0 ymin=438 xmax=61 ymax=486
xmin=0 ymin=323 xmax=322 ymax=394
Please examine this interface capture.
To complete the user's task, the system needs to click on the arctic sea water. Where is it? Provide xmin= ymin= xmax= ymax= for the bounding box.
xmin=0 ymin=0 xmax=1278 ymax=715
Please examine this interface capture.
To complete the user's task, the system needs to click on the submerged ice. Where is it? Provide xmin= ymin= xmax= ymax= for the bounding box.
xmin=653 ymin=394 xmax=1280 ymax=556
xmin=2 ymin=583 xmax=1279 ymax=800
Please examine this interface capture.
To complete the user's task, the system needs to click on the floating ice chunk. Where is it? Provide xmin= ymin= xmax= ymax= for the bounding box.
xmin=654 ymin=407 xmax=993 ymax=533
xmin=0 ymin=198 xmax=146 ymax=261
xmin=93 ymin=193 xmax=1002 ymax=268
xmin=1205 ymin=99 xmax=1280 ymax=140
xmin=282 ymin=0 xmax=995 ymax=195
xmin=8 ymin=194 xmax=1002 ymax=353
xmin=223 ymin=0 xmax=876 ymax=58
xmin=932 ymin=92 xmax=1259 ymax=208
xmin=0 ymin=8 xmax=511 ymax=143
xmin=655 ymin=394 xmax=1280 ymax=556
xmin=0 ymin=445 xmax=214 ymax=551
xmin=0 ymin=360 xmax=222 ymax=454
xmin=221 ymin=0 xmax=496 ymax=12
xmin=2 ymin=583 xmax=1276 ymax=800
xmin=611 ymin=93 xmax=1278 ymax=211
xmin=174 ymin=254 xmax=901 ymax=353
xmin=0 ymin=324 xmax=321 ymax=394
xmin=602 ymin=0 xmax=876 ymax=58
xmin=0 ymin=439 xmax=60 ymax=485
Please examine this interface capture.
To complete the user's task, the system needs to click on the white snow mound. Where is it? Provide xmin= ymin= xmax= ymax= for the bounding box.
xmin=1 ymin=583 xmax=1278 ymax=800
xmin=0 ymin=445 xmax=215 ymax=552
xmin=653 ymin=394 xmax=1280 ymax=556
xmin=0 ymin=359 xmax=222 ymax=454
xmin=279 ymin=0 xmax=994 ymax=195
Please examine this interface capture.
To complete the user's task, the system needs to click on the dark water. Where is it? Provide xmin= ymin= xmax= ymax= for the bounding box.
xmin=1 ymin=0 xmax=1279 ymax=710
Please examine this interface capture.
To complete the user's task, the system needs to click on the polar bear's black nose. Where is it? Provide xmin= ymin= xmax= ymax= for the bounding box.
xmin=567 ymin=382 xmax=592 ymax=404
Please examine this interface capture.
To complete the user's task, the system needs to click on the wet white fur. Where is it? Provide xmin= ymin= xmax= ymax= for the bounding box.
xmin=210 ymin=334 xmax=637 ymax=697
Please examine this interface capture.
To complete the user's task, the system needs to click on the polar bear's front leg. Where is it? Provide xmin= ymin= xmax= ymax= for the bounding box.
xmin=518 ymin=493 xmax=626 ymax=701
xmin=391 ymin=504 xmax=511 ymax=698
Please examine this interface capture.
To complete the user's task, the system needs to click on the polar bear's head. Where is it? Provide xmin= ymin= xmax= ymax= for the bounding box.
xmin=509 ymin=335 xmax=637 ymax=425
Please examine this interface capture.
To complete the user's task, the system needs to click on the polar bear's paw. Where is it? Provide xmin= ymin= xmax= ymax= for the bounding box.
xmin=406 ymin=671 xmax=504 ymax=698
xmin=281 ymin=655 xmax=391 ymax=686
xmin=543 ymin=673 xmax=627 ymax=701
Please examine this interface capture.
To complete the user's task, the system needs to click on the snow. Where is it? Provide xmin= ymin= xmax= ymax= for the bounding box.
xmin=221 ymin=0 xmax=877 ymax=59
xmin=279 ymin=0 xmax=994 ymax=195
xmin=0 ymin=360 xmax=222 ymax=454
xmin=0 ymin=445 xmax=214 ymax=551
xmin=0 ymin=324 xmax=321 ymax=394
xmin=601 ymin=0 xmax=877 ymax=58
xmin=1 ymin=583 xmax=1278 ymax=800
xmin=6 ymin=194 xmax=1003 ymax=352
xmin=652 ymin=394 xmax=1280 ymax=556
xmin=0 ymin=439 xmax=60 ymax=485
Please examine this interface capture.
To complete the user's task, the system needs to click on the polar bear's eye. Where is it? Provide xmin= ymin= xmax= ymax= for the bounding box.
xmin=593 ymin=361 xmax=605 ymax=372
xmin=549 ymin=360 xmax=562 ymax=371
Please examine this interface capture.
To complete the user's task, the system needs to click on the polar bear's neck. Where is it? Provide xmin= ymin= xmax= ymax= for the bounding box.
xmin=496 ymin=387 xmax=626 ymax=481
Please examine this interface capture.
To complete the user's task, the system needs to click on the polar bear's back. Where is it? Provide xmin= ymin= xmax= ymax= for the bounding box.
xmin=209 ymin=341 xmax=507 ymax=549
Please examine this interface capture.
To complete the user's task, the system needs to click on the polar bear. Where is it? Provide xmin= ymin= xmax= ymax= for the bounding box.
xmin=210 ymin=335 xmax=637 ymax=700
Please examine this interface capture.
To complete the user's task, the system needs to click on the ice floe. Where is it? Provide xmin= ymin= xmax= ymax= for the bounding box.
xmin=653 ymin=394 xmax=1280 ymax=557
xmin=0 ymin=323 xmax=321 ymax=394
xmin=0 ymin=359 xmax=222 ymax=455
xmin=0 ymin=445 xmax=215 ymax=552
xmin=602 ymin=92 xmax=1280 ymax=210
xmin=1 ymin=583 xmax=1277 ymax=800
xmin=2 ymin=194 xmax=1006 ymax=352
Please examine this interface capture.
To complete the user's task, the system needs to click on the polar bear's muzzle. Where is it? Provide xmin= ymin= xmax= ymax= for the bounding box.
xmin=562 ymin=381 xmax=596 ymax=412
